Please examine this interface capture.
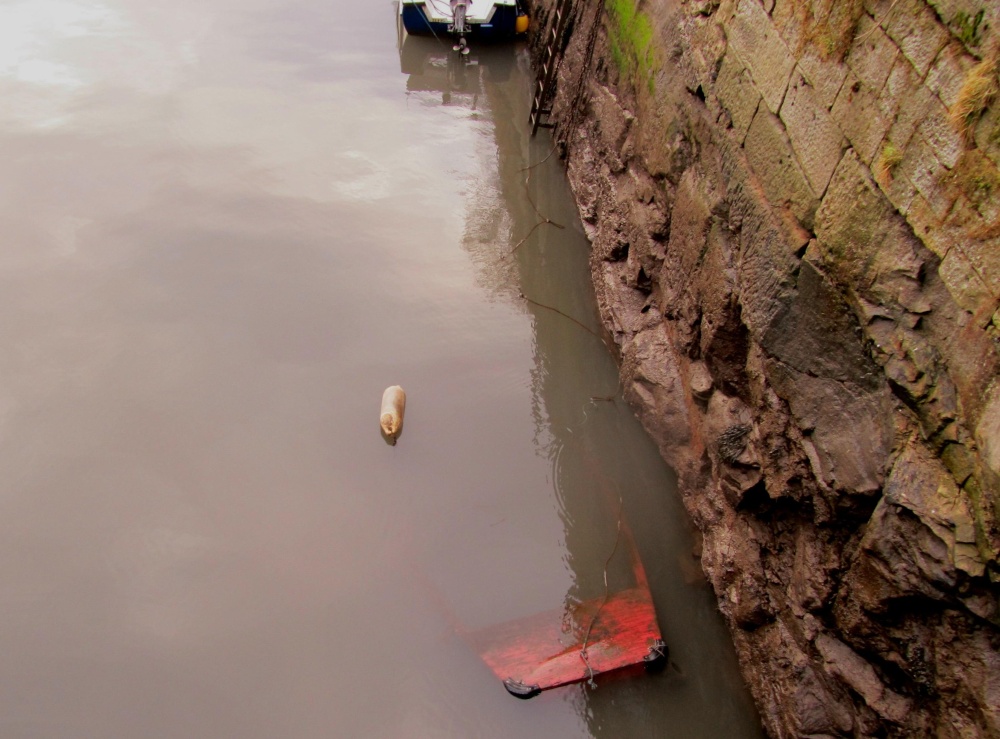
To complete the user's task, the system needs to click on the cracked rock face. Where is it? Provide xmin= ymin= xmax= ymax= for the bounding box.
xmin=531 ymin=0 xmax=1000 ymax=735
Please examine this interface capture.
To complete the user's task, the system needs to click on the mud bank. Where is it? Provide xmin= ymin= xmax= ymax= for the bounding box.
xmin=528 ymin=0 xmax=1000 ymax=735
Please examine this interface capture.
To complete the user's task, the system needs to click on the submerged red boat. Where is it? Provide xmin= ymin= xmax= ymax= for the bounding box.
xmin=468 ymin=510 xmax=668 ymax=699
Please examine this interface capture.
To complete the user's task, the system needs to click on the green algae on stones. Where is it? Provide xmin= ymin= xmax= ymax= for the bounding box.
xmin=607 ymin=0 xmax=659 ymax=93
xmin=950 ymin=8 xmax=986 ymax=49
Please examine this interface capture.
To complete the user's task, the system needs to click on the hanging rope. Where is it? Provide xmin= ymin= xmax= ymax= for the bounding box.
xmin=517 ymin=292 xmax=609 ymax=349
xmin=579 ymin=493 xmax=625 ymax=688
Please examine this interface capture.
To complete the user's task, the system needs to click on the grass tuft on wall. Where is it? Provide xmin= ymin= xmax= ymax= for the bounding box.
xmin=950 ymin=53 xmax=999 ymax=142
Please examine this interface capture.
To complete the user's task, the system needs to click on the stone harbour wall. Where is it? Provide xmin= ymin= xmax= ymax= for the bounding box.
xmin=529 ymin=0 xmax=1000 ymax=735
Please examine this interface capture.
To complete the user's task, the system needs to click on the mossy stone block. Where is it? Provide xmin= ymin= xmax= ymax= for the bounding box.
xmin=716 ymin=52 xmax=763 ymax=144
xmin=886 ymin=0 xmax=952 ymax=78
xmin=781 ymin=70 xmax=847 ymax=195
xmin=832 ymin=70 xmax=894 ymax=167
xmin=727 ymin=0 xmax=795 ymax=114
xmin=744 ymin=107 xmax=821 ymax=230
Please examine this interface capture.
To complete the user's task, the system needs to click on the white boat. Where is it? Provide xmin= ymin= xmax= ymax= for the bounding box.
xmin=399 ymin=0 xmax=528 ymax=52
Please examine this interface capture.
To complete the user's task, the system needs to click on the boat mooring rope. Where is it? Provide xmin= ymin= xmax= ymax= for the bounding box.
xmin=419 ymin=0 xmax=449 ymax=45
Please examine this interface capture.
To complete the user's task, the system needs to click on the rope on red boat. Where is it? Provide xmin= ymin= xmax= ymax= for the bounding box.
xmin=579 ymin=494 xmax=624 ymax=688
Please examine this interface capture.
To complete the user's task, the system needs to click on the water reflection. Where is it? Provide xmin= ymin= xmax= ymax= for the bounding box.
xmin=398 ymin=28 xmax=763 ymax=738
xmin=0 ymin=0 xmax=759 ymax=734
xmin=398 ymin=35 xmax=521 ymax=301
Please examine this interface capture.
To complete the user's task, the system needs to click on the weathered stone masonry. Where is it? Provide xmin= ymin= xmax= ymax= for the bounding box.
xmin=530 ymin=0 xmax=1000 ymax=735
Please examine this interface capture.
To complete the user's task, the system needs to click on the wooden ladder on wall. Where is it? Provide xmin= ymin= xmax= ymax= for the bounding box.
xmin=529 ymin=0 xmax=575 ymax=136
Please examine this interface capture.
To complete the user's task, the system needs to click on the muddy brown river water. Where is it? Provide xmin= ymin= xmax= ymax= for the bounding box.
xmin=0 ymin=1 xmax=763 ymax=736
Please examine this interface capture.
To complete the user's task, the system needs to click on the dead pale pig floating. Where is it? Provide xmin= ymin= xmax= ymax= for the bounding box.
xmin=380 ymin=385 xmax=406 ymax=445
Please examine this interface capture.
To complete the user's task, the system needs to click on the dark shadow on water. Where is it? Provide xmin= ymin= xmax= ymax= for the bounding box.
xmin=397 ymin=26 xmax=765 ymax=739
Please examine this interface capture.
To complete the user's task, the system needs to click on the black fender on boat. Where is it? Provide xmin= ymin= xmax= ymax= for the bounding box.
xmin=503 ymin=677 xmax=542 ymax=699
